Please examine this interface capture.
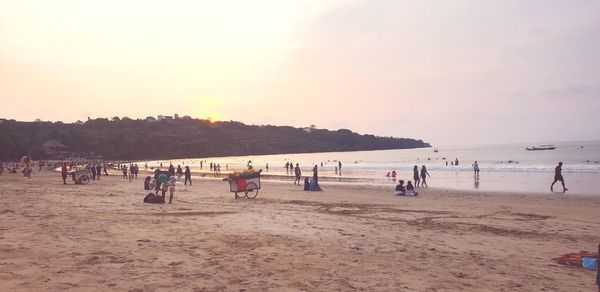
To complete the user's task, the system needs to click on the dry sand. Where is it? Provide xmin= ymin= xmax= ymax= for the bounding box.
xmin=1 ymin=170 xmax=599 ymax=291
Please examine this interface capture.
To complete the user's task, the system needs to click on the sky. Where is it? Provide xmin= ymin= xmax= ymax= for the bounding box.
xmin=1 ymin=0 xmax=599 ymax=146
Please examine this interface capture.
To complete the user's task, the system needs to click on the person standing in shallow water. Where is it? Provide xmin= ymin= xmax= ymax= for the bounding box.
xmin=472 ymin=161 xmax=480 ymax=178
xmin=420 ymin=165 xmax=430 ymax=187
xmin=550 ymin=162 xmax=567 ymax=193
xmin=413 ymin=165 xmax=420 ymax=187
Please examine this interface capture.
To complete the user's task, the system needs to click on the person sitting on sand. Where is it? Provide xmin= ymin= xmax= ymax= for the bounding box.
xmin=406 ymin=181 xmax=418 ymax=196
xmin=144 ymin=176 xmax=152 ymax=190
xmin=394 ymin=180 xmax=406 ymax=196
xmin=303 ymin=177 xmax=310 ymax=191
xmin=309 ymin=179 xmax=322 ymax=191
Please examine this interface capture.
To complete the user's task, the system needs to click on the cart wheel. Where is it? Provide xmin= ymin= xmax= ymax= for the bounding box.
xmin=81 ymin=175 xmax=90 ymax=185
xmin=234 ymin=192 xmax=243 ymax=199
xmin=245 ymin=182 xmax=259 ymax=199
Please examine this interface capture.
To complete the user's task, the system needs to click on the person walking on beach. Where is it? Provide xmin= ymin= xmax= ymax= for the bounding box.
xmin=91 ymin=163 xmax=97 ymax=180
xmin=455 ymin=158 xmax=459 ymax=166
xmin=338 ymin=161 xmax=342 ymax=175
xmin=96 ymin=164 xmax=102 ymax=180
xmin=413 ymin=165 xmax=420 ymax=187
xmin=61 ymin=162 xmax=68 ymax=184
xmin=550 ymin=162 xmax=568 ymax=193
xmin=176 ymin=165 xmax=183 ymax=178
xmin=313 ymin=164 xmax=318 ymax=183
xmin=420 ymin=165 xmax=430 ymax=187
xmin=472 ymin=161 xmax=480 ymax=178
xmin=294 ymin=163 xmax=302 ymax=185
xmin=184 ymin=166 xmax=192 ymax=186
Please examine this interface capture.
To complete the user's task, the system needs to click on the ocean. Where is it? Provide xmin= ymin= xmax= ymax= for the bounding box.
xmin=142 ymin=140 xmax=600 ymax=195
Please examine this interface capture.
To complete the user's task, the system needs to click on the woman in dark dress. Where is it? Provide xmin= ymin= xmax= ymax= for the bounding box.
xmin=420 ymin=165 xmax=430 ymax=187
xmin=413 ymin=165 xmax=420 ymax=187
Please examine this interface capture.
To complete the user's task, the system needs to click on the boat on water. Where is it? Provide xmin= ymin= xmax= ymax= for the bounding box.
xmin=526 ymin=144 xmax=556 ymax=151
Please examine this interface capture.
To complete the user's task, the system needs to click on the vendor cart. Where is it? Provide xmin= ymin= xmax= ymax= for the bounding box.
xmin=71 ymin=170 xmax=91 ymax=185
xmin=224 ymin=170 xmax=261 ymax=199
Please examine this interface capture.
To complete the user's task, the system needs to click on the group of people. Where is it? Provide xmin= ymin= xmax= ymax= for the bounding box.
xmin=167 ymin=164 xmax=192 ymax=185
xmin=394 ymin=180 xmax=418 ymax=196
xmin=121 ymin=164 xmax=140 ymax=181
xmin=444 ymin=158 xmax=460 ymax=166
xmin=288 ymin=162 xmax=322 ymax=191
xmin=89 ymin=163 xmax=108 ymax=180
xmin=389 ymin=165 xmax=429 ymax=196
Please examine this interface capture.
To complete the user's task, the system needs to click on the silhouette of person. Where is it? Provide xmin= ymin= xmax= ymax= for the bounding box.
xmin=472 ymin=161 xmax=480 ymax=178
xmin=550 ymin=162 xmax=567 ymax=193
xmin=420 ymin=165 xmax=430 ymax=187
xmin=413 ymin=165 xmax=420 ymax=187
xmin=294 ymin=163 xmax=302 ymax=185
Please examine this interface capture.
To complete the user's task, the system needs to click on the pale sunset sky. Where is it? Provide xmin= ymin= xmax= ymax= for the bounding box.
xmin=1 ymin=0 xmax=599 ymax=146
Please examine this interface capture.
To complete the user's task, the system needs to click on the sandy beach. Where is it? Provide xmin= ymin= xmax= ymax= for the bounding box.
xmin=1 ymin=170 xmax=599 ymax=291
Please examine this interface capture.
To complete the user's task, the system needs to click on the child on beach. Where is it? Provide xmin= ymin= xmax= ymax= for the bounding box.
xmin=158 ymin=181 xmax=168 ymax=202
xmin=168 ymin=181 xmax=176 ymax=203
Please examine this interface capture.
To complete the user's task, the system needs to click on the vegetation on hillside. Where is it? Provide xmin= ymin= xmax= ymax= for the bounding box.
xmin=0 ymin=117 xmax=429 ymax=160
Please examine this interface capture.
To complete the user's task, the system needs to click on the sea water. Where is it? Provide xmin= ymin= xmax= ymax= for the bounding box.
xmin=143 ymin=140 xmax=600 ymax=195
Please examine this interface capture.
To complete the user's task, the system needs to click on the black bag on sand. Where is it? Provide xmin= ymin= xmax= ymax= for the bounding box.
xmin=143 ymin=193 xmax=164 ymax=204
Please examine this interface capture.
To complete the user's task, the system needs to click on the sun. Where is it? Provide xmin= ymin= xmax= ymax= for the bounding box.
xmin=206 ymin=115 xmax=220 ymax=123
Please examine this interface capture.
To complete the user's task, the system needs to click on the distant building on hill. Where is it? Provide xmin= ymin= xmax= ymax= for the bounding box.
xmin=157 ymin=115 xmax=173 ymax=121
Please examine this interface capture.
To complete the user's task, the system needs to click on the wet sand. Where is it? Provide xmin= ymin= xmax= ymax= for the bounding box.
xmin=1 ymin=170 xmax=599 ymax=291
